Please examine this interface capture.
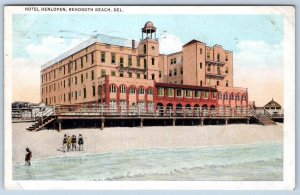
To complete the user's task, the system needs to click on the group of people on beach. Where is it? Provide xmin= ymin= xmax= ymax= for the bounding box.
xmin=62 ymin=134 xmax=84 ymax=152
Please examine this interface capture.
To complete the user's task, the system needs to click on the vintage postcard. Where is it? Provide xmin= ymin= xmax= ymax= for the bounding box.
xmin=4 ymin=6 xmax=295 ymax=190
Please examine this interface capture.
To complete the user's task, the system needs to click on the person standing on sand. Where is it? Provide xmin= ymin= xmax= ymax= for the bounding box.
xmin=62 ymin=134 xmax=67 ymax=152
xmin=25 ymin=147 xmax=32 ymax=166
xmin=67 ymin=135 xmax=72 ymax=152
xmin=71 ymin=135 xmax=77 ymax=151
xmin=78 ymin=134 xmax=84 ymax=151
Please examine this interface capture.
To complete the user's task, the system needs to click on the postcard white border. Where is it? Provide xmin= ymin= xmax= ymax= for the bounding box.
xmin=4 ymin=5 xmax=295 ymax=190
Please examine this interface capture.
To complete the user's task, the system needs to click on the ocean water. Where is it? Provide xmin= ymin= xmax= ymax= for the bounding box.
xmin=13 ymin=142 xmax=283 ymax=181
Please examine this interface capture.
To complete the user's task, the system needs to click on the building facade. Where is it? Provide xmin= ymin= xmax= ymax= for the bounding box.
xmin=41 ymin=21 xmax=248 ymax=112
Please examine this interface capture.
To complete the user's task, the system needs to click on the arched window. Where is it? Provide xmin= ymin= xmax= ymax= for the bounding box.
xmin=110 ymin=85 xmax=117 ymax=93
xmin=230 ymin=93 xmax=235 ymax=100
xmin=130 ymin=86 xmax=136 ymax=94
xmin=224 ymin=93 xmax=228 ymax=100
xmin=147 ymin=88 xmax=153 ymax=95
xmin=243 ymin=94 xmax=247 ymax=101
xmin=236 ymin=93 xmax=241 ymax=101
xmin=143 ymin=44 xmax=147 ymax=54
xmin=217 ymin=53 xmax=220 ymax=62
xmin=120 ymin=85 xmax=126 ymax=93
xmin=139 ymin=87 xmax=145 ymax=95
xmin=218 ymin=92 xmax=222 ymax=100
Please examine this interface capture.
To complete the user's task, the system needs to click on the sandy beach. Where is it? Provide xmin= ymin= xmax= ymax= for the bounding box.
xmin=12 ymin=123 xmax=283 ymax=162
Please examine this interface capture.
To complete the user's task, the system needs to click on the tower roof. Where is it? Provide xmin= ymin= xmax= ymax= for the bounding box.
xmin=142 ymin=21 xmax=156 ymax=33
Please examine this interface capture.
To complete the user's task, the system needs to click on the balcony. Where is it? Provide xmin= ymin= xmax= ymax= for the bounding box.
xmin=206 ymin=71 xmax=226 ymax=78
xmin=205 ymin=59 xmax=226 ymax=66
xmin=118 ymin=63 xmax=146 ymax=72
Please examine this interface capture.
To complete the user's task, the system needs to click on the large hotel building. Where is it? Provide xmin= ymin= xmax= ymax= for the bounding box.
xmin=41 ymin=21 xmax=248 ymax=113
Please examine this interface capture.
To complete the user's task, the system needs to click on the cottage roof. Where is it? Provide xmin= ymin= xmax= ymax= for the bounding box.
xmin=264 ymin=99 xmax=281 ymax=108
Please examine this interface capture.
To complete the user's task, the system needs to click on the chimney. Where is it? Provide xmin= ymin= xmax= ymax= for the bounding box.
xmin=132 ymin=39 xmax=135 ymax=49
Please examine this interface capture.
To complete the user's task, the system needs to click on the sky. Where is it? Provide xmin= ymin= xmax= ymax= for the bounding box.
xmin=11 ymin=13 xmax=284 ymax=107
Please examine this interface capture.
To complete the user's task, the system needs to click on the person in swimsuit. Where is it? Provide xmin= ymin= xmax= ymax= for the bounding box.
xmin=62 ymin=134 xmax=67 ymax=152
xmin=25 ymin=147 xmax=32 ymax=166
xmin=67 ymin=135 xmax=72 ymax=152
xmin=78 ymin=134 xmax=84 ymax=151
xmin=71 ymin=135 xmax=77 ymax=151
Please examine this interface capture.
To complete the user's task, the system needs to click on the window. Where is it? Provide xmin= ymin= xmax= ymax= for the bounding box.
xmin=218 ymin=93 xmax=222 ymax=100
xmin=120 ymin=72 xmax=124 ymax=77
xmin=217 ymin=54 xmax=220 ymax=62
xmin=151 ymin=74 xmax=155 ymax=80
xmin=143 ymin=44 xmax=147 ymax=54
xmin=111 ymin=53 xmax=116 ymax=64
xmin=200 ymin=80 xmax=203 ymax=86
xmin=147 ymin=88 xmax=153 ymax=95
xmin=83 ymin=87 xmax=86 ymax=98
xmin=130 ymin=86 xmax=136 ymax=94
xmin=174 ymin=58 xmax=176 ymax=64
xmin=120 ymin=57 xmax=124 ymax=67
xmin=64 ymin=80 xmax=66 ymax=88
xmin=181 ymin=80 xmax=183 ymax=84
xmin=86 ymin=72 xmax=88 ymax=79
xmin=101 ymin=69 xmax=106 ymax=77
xmin=176 ymin=89 xmax=182 ymax=97
xmin=231 ymin=93 xmax=235 ymax=100
xmin=207 ymin=65 xmax=211 ymax=72
xmin=91 ymin=52 xmax=94 ymax=64
xmin=200 ymin=48 xmax=203 ymax=54
xmin=139 ymin=87 xmax=145 ymax=95
xmin=226 ymin=80 xmax=229 ymax=87
xmin=137 ymin=58 xmax=140 ymax=67
xmin=195 ymin=91 xmax=200 ymax=98
xmin=91 ymin=70 xmax=94 ymax=80
xmin=207 ymin=52 xmax=210 ymax=59
xmin=170 ymin=59 xmax=173 ymax=65
xmin=128 ymin=56 xmax=132 ymax=66
xmin=217 ymin=81 xmax=220 ymax=86
xmin=167 ymin=88 xmax=174 ymax=97
xmin=152 ymin=57 xmax=155 ymax=65
xmin=111 ymin=71 xmax=116 ymax=77
xmin=75 ymin=76 xmax=77 ymax=85
xmin=169 ymin=70 xmax=172 ymax=77
xmin=80 ymin=57 xmax=83 ymax=68
xmin=158 ymin=88 xmax=164 ymax=96
xmin=81 ymin=74 xmax=84 ymax=83
xmin=64 ymin=94 xmax=66 ymax=102
xmin=200 ymin=63 xmax=202 ymax=69
xmin=75 ymin=91 xmax=78 ymax=100
xmin=212 ymin=92 xmax=217 ymax=99
xmin=144 ymin=59 xmax=147 ymax=68
xmin=186 ymin=90 xmax=192 ymax=98
xmin=180 ymin=67 xmax=183 ymax=74
xmin=174 ymin=68 xmax=177 ymax=76
xmin=74 ymin=60 xmax=77 ymax=70
xmin=203 ymin=92 xmax=209 ymax=99
xmin=128 ymin=72 xmax=132 ymax=78
xmin=92 ymin=86 xmax=96 ymax=97
xmin=159 ymin=71 xmax=161 ymax=78
xmin=101 ymin=51 xmax=106 ymax=63
xmin=120 ymin=85 xmax=126 ymax=93
xmin=110 ymin=85 xmax=117 ymax=93
xmin=68 ymin=78 xmax=70 ymax=87
xmin=224 ymin=93 xmax=228 ymax=100
xmin=86 ymin=54 xmax=88 ymax=62
xmin=137 ymin=73 xmax=140 ymax=78
xmin=225 ymin=55 xmax=228 ymax=61
xmin=225 ymin=67 xmax=228 ymax=74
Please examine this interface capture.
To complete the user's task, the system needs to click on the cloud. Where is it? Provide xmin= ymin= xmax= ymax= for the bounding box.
xmin=234 ymin=40 xmax=284 ymax=107
xmin=159 ymin=33 xmax=183 ymax=54
xmin=12 ymin=36 xmax=81 ymax=103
